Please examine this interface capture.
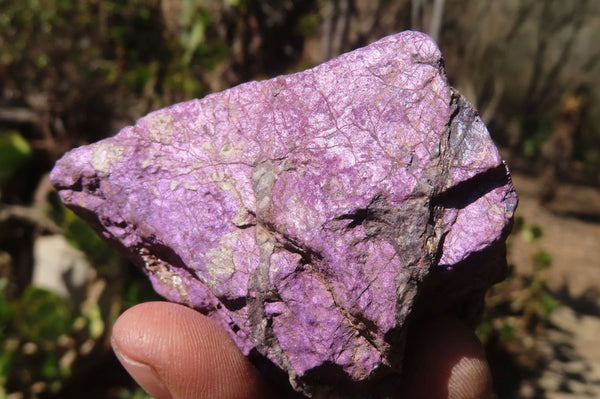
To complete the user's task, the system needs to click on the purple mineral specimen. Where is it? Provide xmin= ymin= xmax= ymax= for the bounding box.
xmin=50 ymin=31 xmax=517 ymax=398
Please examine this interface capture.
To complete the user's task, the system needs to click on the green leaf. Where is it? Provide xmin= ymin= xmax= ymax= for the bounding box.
xmin=0 ymin=131 xmax=32 ymax=184
xmin=540 ymin=294 xmax=560 ymax=319
xmin=119 ymin=387 xmax=153 ymax=399
xmin=86 ymin=303 xmax=105 ymax=339
xmin=0 ymin=287 xmax=15 ymax=334
xmin=15 ymin=286 xmax=74 ymax=343
xmin=532 ymin=250 xmax=553 ymax=270
xmin=41 ymin=351 xmax=61 ymax=380
xmin=475 ymin=317 xmax=493 ymax=344
xmin=499 ymin=320 xmax=516 ymax=341
xmin=0 ymin=342 xmax=17 ymax=389
xmin=521 ymin=224 xmax=543 ymax=243
xmin=62 ymin=207 xmax=117 ymax=266
xmin=182 ymin=20 xmax=206 ymax=65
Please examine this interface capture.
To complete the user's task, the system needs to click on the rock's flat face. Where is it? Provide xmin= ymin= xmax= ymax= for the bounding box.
xmin=50 ymin=31 xmax=517 ymax=398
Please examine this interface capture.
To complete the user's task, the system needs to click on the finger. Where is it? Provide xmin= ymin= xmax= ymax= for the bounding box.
xmin=111 ymin=301 xmax=276 ymax=399
xmin=401 ymin=315 xmax=492 ymax=399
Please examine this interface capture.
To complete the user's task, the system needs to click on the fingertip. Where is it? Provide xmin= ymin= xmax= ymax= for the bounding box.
xmin=112 ymin=339 xmax=172 ymax=399
xmin=111 ymin=301 xmax=271 ymax=399
xmin=448 ymin=356 xmax=491 ymax=399
xmin=402 ymin=316 xmax=492 ymax=399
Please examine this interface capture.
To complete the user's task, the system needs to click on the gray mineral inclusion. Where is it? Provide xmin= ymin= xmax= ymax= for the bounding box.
xmin=50 ymin=31 xmax=517 ymax=398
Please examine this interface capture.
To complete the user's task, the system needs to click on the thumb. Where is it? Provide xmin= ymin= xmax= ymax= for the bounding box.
xmin=401 ymin=315 xmax=492 ymax=399
xmin=111 ymin=301 xmax=274 ymax=399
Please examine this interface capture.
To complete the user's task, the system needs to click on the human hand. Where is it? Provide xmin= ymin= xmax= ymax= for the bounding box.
xmin=111 ymin=302 xmax=491 ymax=399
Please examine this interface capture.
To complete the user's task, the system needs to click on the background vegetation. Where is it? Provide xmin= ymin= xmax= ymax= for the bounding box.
xmin=1 ymin=0 xmax=599 ymax=398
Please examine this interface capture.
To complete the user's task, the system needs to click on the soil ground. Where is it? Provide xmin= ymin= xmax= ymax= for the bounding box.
xmin=501 ymin=171 xmax=600 ymax=399
xmin=509 ymin=173 xmax=600 ymax=298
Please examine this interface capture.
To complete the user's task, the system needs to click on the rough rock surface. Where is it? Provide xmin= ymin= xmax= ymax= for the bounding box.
xmin=50 ymin=31 xmax=517 ymax=398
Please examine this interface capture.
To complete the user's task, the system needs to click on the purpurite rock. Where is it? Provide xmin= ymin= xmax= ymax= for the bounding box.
xmin=50 ymin=31 xmax=517 ymax=397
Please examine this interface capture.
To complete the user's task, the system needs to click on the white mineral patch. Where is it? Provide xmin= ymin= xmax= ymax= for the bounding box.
xmin=91 ymin=142 xmax=125 ymax=174
xmin=184 ymin=182 xmax=199 ymax=191
xmin=205 ymin=233 xmax=238 ymax=280
xmin=146 ymin=113 xmax=175 ymax=143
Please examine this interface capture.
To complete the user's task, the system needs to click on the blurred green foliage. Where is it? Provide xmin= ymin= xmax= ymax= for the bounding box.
xmin=476 ymin=214 xmax=561 ymax=394
xmin=15 ymin=286 xmax=74 ymax=342
xmin=118 ymin=388 xmax=153 ymax=399
xmin=532 ymin=250 xmax=553 ymax=270
xmin=46 ymin=190 xmax=119 ymax=267
xmin=0 ymin=283 xmax=77 ymax=395
xmin=521 ymin=224 xmax=544 ymax=243
xmin=522 ymin=119 xmax=553 ymax=159
xmin=0 ymin=193 xmax=159 ymax=396
xmin=0 ymin=131 xmax=32 ymax=187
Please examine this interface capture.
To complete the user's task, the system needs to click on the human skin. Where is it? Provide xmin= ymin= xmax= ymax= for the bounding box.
xmin=111 ymin=302 xmax=492 ymax=399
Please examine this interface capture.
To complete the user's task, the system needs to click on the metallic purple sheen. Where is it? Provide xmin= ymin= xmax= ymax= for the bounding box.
xmin=50 ymin=31 xmax=517 ymax=398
